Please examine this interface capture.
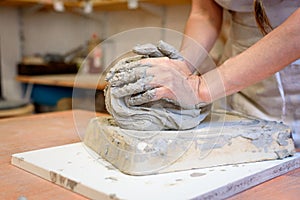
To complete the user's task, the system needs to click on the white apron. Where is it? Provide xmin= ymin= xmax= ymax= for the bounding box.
xmin=214 ymin=0 xmax=300 ymax=147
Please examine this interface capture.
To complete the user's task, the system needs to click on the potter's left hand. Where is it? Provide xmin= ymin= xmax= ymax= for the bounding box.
xmin=133 ymin=40 xmax=184 ymax=61
xmin=107 ymin=56 xmax=207 ymax=109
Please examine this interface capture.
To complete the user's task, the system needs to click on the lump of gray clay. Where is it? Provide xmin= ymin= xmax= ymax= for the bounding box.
xmin=104 ymin=41 xmax=211 ymax=131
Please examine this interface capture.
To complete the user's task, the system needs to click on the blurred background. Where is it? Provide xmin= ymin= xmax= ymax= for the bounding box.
xmin=0 ymin=0 xmax=227 ymax=116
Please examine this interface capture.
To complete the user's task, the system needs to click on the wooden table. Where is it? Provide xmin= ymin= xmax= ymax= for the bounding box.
xmin=16 ymin=74 xmax=107 ymax=90
xmin=1 ymin=110 xmax=299 ymax=200
xmin=16 ymin=74 xmax=107 ymax=110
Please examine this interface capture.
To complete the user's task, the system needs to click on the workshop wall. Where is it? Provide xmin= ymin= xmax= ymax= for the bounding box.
xmin=0 ymin=4 xmax=190 ymax=101
xmin=21 ymin=5 xmax=190 ymax=56
xmin=22 ymin=11 xmax=104 ymax=56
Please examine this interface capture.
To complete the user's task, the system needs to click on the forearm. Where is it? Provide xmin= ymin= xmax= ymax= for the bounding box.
xmin=183 ymin=0 xmax=222 ymax=51
xmin=181 ymin=0 xmax=223 ymax=73
xmin=200 ymin=8 xmax=300 ymax=103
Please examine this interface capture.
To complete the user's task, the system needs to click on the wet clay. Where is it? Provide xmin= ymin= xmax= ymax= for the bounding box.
xmin=98 ymin=41 xmax=296 ymax=175
xmin=105 ymin=41 xmax=210 ymax=131
xmin=83 ymin=111 xmax=295 ymax=175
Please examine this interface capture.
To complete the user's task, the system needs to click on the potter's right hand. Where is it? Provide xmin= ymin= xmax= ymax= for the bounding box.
xmin=106 ymin=56 xmax=208 ymax=110
xmin=132 ymin=40 xmax=197 ymax=74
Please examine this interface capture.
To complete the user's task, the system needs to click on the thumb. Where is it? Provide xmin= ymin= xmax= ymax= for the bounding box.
xmin=157 ymin=40 xmax=184 ymax=61
xmin=133 ymin=43 xmax=164 ymax=57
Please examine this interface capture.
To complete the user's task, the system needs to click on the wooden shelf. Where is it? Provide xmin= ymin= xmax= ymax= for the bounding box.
xmin=0 ymin=0 xmax=191 ymax=11
xmin=16 ymin=74 xmax=107 ymax=90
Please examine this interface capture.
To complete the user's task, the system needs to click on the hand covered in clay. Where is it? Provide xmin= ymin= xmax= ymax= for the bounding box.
xmin=133 ymin=40 xmax=184 ymax=61
xmin=106 ymin=55 xmax=207 ymax=110
xmin=133 ymin=40 xmax=195 ymax=74
xmin=133 ymin=40 xmax=210 ymax=74
xmin=105 ymin=41 xmax=211 ymax=131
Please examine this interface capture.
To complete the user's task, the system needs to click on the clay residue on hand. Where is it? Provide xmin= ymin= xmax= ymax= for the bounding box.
xmin=105 ymin=41 xmax=210 ymax=131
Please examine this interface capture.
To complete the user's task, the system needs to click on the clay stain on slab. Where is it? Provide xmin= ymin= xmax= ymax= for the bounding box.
xmin=190 ymin=172 xmax=206 ymax=177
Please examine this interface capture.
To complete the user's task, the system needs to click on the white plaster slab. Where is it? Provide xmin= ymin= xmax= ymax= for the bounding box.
xmin=12 ymin=143 xmax=300 ymax=200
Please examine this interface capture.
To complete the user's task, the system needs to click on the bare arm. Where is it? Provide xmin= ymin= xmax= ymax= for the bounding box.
xmin=200 ymin=8 xmax=300 ymax=102
xmin=107 ymin=2 xmax=300 ymax=109
xmin=181 ymin=0 xmax=223 ymax=73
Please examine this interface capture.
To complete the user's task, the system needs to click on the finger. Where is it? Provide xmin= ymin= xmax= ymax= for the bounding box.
xmin=133 ymin=43 xmax=164 ymax=57
xmin=105 ymin=55 xmax=145 ymax=81
xmin=111 ymin=76 xmax=154 ymax=98
xmin=114 ymin=55 xmax=145 ymax=71
xmin=157 ymin=40 xmax=184 ymax=60
xmin=139 ymin=56 xmax=170 ymax=66
xmin=109 ymin=65 xmax=149 ymax=87
xmin=127 ymin=87 xmax=176 ymax=106
xmin=126 ymin=88 xmax=156 ymax=106
xmin=128 ymin=86 xmax=200 ymax=109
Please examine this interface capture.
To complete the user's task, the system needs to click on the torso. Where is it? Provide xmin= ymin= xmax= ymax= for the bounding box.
xmin=214 ymin=0 xmax=300 ymax=146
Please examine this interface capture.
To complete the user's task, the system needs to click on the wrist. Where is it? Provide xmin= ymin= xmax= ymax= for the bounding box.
xmin=183 ymin=59 xmax=197 ymax=74
xmin=198 ymin=76 xmax=213 ymax=103
xmin=198 ymin=68 xmax=226 ymax=103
